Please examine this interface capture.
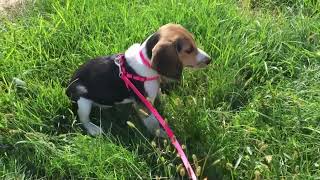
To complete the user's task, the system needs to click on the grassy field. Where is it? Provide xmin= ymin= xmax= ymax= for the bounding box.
xmin=1 ymin=0 xmax=319 ymax=179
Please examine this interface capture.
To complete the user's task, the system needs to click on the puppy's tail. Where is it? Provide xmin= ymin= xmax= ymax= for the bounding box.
xmin=66 ymin=78 xmax=87 ymax=103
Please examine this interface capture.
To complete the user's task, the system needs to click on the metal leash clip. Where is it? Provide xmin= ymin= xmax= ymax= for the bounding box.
xmin=114 ymin=54 xmax=124 ymax=78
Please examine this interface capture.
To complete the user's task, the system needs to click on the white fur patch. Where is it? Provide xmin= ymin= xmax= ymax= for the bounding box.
xmin=77 ymin=97 xmax=104 ymax=135
xmin=83 ymin=122 xmax=103 ymax=136
xmin=115 ymin=98 xmax=135 ymax=104
xmin=125 ymin=43 xmax=160 ymax=101
xmin=76 ymin=85 xmax=88 ymax=94
xmin=77 ymin=97 xmax=92 ymax=124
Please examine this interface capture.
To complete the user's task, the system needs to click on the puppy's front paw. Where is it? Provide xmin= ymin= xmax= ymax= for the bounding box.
xmin=143 ymin=114 xmax=167 ymax=138
xmin=155 ymin=128 xmax=167 ymax=138
xmin=83 ymin=122 xmax=104 ymax=136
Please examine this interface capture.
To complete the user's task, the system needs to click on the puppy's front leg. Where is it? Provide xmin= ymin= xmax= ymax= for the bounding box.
xmin=133 ymin=101 xmax=166 ymax=138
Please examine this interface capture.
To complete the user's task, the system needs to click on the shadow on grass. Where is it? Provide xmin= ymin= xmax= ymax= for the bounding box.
xmin=54 ymin=102 xmax=226 ymax=179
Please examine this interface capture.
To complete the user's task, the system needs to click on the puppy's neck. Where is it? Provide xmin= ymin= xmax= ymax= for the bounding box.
xmin=125 ymin=43 xmax=158 ymax=78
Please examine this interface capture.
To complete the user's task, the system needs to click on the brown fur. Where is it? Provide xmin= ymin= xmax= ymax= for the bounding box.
xmin=151 ymin=40 xmax=183 ymax=79
xmin=150 ymin=24 xmax=205 ymax=80
xmin=157 ymin=24 xmax=199 ymax=66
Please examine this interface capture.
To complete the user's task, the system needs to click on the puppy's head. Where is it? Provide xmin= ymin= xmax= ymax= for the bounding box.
xmin=145 ymin=23 xmax=211 ymax=80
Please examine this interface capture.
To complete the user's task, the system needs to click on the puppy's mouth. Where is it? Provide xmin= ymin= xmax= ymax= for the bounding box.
xmin=186 ymin=62 xmax=210 ymax=69
xmin=196 ymin=62 xmax=210 ymax=68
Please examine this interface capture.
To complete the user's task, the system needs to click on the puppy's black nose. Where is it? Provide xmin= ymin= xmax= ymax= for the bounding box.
xmin=205 ymin=59 xmax=211 ymax=65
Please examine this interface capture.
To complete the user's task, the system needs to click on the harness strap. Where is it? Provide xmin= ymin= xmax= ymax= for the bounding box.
xmin=117 ymin=54 xmax=159 ymax=82
xmin=139 ymin=50 xmax=152 ymax=68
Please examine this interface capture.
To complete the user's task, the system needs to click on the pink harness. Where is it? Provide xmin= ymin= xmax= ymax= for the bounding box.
xmin=116 ymin=53 xmax=197 ymax=180
xmin=118 ymin=52 xmax=159 ymax=82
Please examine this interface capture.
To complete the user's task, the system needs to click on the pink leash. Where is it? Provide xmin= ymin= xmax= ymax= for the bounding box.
xmin=117 ymin=54 xmax=197 ymax=179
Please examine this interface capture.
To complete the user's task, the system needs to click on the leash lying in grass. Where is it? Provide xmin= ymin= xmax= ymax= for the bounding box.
xmin=117 ymin=54 xmax=197 ymax=180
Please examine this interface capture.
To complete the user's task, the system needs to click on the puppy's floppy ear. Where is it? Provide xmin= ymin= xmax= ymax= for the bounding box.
xmin=151 ymin=40 xmax=183 ymax=80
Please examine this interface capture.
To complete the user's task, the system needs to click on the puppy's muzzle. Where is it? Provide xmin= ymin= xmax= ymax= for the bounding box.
xmin=196 ymin=48 xmax=211 ymax=67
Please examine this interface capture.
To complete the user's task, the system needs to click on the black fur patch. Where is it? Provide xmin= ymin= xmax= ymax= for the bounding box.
xmin=145 ymin=33 xmax=160 ymax=59
xmin=66 ymin=55 xmax=146 ymax=105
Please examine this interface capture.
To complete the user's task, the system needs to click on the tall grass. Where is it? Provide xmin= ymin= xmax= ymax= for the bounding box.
xmin=1 ymin=0 xmax=319 ymax=179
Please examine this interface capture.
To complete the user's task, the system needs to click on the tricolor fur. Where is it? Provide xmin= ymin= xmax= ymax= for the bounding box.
xmin=66 ymin=23 xmax=211 ymax=137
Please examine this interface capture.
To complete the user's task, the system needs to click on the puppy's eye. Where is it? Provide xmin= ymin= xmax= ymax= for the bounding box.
xmin=185 ymin=47 xmax=194 ymax=54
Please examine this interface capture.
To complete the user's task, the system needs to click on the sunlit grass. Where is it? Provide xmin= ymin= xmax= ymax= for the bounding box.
xmin=1 ymin=0 xmax=319 ymax=179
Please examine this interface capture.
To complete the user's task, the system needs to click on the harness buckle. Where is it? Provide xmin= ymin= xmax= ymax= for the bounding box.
xmin=114 ymin=53 xmax=159 ymax=82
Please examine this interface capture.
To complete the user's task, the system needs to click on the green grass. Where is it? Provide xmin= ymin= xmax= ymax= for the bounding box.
xmin=1 ymin=0 xmax=319 ymax=179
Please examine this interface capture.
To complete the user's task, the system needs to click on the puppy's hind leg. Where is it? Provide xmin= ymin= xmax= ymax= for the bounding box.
xmin=77 ymin=97 xmax=104 ymax=136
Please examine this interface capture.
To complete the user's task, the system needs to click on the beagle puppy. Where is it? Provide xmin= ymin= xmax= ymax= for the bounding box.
xmin=66 ymin=24 xmax=211 ymax=137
